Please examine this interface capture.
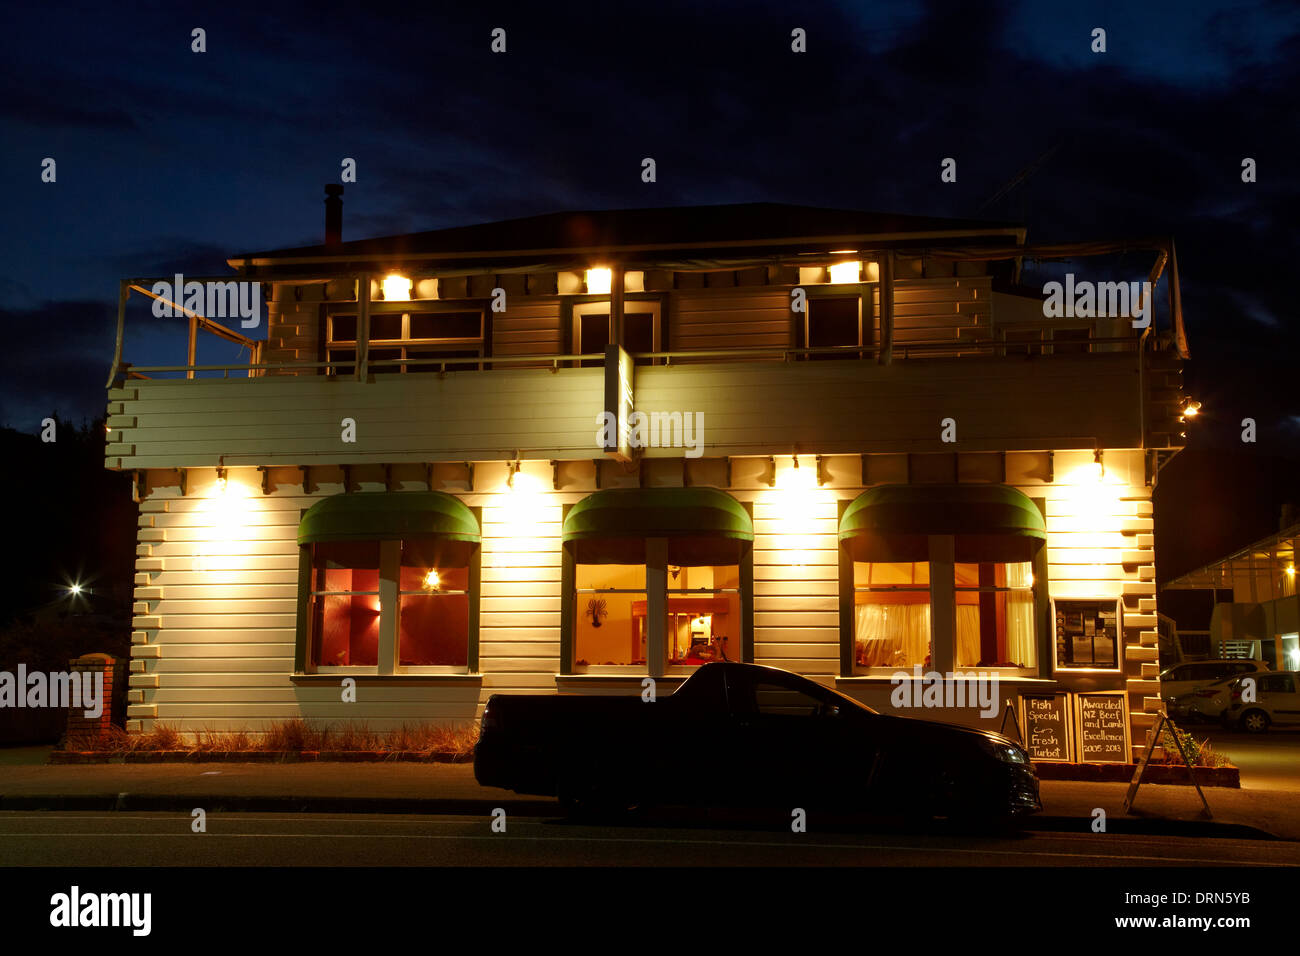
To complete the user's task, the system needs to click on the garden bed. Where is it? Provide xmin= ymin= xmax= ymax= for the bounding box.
xmin=49 ymin=749 xmax=472 ymax=764
xmin=50 ymin=720 xmax=478 ymax=764
xmin=1034 ymin=761 xmax=1239 ymax=788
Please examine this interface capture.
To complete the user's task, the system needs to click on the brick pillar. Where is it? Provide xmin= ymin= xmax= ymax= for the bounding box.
xmin=65 ymin=653 xmax=120 ymax=744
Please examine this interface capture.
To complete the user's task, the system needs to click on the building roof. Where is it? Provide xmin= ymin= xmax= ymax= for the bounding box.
xmin=1164 ymin=521 xmax=1300 ymax=591
xmin=228 ymin=201 xmax=1025 ymax=273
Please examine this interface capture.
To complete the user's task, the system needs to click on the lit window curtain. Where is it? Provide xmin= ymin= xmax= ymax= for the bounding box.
xmin=1006 ymin=561 xmax=1036 ymax=668
xmin=856 ymin=603 xmax=930 ymax=668
xmin=956 ymin=606 xmax=981 ymax=668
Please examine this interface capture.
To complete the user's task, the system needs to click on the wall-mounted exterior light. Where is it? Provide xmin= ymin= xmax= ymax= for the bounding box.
xmin=828 ymin=261 xmax=862 ymax=284
xmin=585 ymin=267 xmax=612 ymax=295
xmin=382 ymin=274 xmax=412 ymax=301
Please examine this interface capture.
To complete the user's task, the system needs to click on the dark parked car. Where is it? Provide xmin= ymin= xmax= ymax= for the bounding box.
xmin=475 ymin=661 xmax=1040 ymax=822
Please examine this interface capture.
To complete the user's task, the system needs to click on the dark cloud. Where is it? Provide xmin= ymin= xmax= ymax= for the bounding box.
xmin=0 ymin=0 xmax=1296 ymax=444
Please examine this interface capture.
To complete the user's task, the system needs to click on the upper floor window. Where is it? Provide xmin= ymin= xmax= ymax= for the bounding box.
xmin=572 ymin=301 xmax=661 ymax=367
xmin=325 ymin=309 xmax=486 ymax=374
xmin=800 ymin=295 xmax=865 ymax=359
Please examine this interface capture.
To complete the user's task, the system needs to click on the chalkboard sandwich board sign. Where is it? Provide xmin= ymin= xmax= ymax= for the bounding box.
xmin=1075 ymin=691 xmax=1130 ymax=764
xmin=1020 ymin=693 xmax=1072 ymax=762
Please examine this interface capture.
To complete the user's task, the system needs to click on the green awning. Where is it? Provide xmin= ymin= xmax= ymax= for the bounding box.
xmin=563 ymin=487 xmax=753 ymax=564
xmin=298 ymin=492 xmax=480 ymax=545
xmin=839 ymin=484 xmax=1045 ymax=563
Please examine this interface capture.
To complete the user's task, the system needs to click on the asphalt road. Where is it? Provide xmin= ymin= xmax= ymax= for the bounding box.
xmin=0 ymin=811 xmax=1296 ymax=866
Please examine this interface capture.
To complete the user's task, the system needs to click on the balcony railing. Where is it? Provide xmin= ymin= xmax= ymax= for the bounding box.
xmin=116 ymin=336 xmax=1151 ymax=382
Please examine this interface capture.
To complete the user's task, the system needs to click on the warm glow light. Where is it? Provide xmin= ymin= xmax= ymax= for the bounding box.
xmin=1183 ymin=400 xmax=1202 ymax=418
xmin=497 ymin=469 xmax=548 ymax=531
xmin=764 ymin=456 xmax=834 ymax=567
xmin=422 ymin=569 xmax=441 ymax=591
xmin=488 ymin=468 xmax=554 ymax=569
xmin=67 ymin=583 xmax=82 ymax=596
xmin=1054 ymin=463 xmax=1126 ymax=551
xmin=196 ymin=476 xmax=252 ymax=574
xmin=1287 ymin=565 xmax=1296 ymax=578
xmin=585 ymin=267 xmax=612 ymax=295
xmin=828 ymin=261 xmax=862 ymax=284
xmin=382 ymin=274 xmax=412 ymax=301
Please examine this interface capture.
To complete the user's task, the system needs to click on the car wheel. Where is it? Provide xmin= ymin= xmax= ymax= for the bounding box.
xmin=1240 ymin=710 xmax=1271 ymax=734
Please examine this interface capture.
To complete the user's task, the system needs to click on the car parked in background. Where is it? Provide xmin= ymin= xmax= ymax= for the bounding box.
xmin=1224 ymin=671 xmax=1300 ymax=733
xmin=1168 ymin=675 xmax=1237 ymax=723
xmin=1159 ymin=658 xmax=1268 ymax=704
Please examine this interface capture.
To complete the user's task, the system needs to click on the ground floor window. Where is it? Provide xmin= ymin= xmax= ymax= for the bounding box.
xmin=574 ymin=563 xmax=647 ymax=667
xmin=572 ymin=560 xmax=743 ymax=669
xmin=848 ymin=548 xmax=1040 ymax=676
xmin=309 ymin=540 xmax=381 ymax=667
xmin=853 ymin=561 xmax=931 ymax=670
xmin=304 ymin=535 xmax=477 ymax=673
xmin=666 ymin=563 xmax=741 ymax=665
xmin=398 ymin=539 xmax=471 ymax=667
xmin=955 ymin=561 xmax=1036 ymax=669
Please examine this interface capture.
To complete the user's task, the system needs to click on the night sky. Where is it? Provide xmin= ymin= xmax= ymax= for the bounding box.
xmin=2 ymin=0 xmax=1297 ymax=588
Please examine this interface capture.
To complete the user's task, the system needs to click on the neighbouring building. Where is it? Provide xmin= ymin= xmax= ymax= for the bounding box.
xmin=1163 ymin=518 xmax=1299 ymax=669
xmin=104 ymin=197 xmax=1192 ymax=763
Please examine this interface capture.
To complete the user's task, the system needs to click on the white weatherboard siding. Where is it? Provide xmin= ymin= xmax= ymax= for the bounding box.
xmin=749 ymin=486 xmax=842 ymax=676
xmin=128 ymin=469 xmax=566 ymax=733
xmin=127 ymin=450 xmax=1157 ymax=756
xmin=108 ymin=351 xmax=1158 ymax=470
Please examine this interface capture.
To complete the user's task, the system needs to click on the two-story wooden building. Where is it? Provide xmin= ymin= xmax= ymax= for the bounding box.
xmin=105 ymin=198 xmax=1190 ymax=762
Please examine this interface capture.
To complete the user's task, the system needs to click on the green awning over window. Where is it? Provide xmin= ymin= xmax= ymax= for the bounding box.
xmin=298 ymin=492 xmax=480 ymax=546
xmin=839 ymin=484 xmax=1046 ymax=563
xmin=563 ymin=487 xmax=753 ymax=565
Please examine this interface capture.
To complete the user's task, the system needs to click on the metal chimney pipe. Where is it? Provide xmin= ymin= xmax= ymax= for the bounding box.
xmin=325 ymin=184 xmax=344 ymax=247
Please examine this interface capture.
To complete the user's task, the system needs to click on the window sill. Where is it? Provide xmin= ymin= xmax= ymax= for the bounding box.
xmin=556 ymin=674 xmax=686 ymax=689
xmin=836 ymin=674 xmax=1057 ymax=687
xmin=291 ymin=673 xmax=482 ymax=686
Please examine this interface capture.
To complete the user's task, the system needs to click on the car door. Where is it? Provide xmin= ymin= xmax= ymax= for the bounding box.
xmin=638 ymin=668 xmax=748 ymax=808
xmin=1261 ymin=673 xmax=1300 ymax=725
xmin=1161 ymin=664 xmax=1195 ymax=700
xmin=1170 ymin=660 xmax=1216 ymax=697
xmin=726 ymin=671 xmax=862 ymax=809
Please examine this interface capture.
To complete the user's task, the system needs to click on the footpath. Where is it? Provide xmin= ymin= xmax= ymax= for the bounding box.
xmin=0 ymin=753 xmax=1294 ymax=840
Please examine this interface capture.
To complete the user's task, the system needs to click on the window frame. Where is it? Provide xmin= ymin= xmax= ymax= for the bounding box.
xmin=295 ymin=523 xmax=482 ymax=677
xmin=849 ymin=560 xmax=933 ymax=675
xmin=322 ymin=301 xmax=489 ymax=374
xmin=805 ymin=293 xmax=865 ymax=353
xmin=837 ymin=498 xmax=1051 ymax=679
xmin=1051 ymin=596 xmax=1123 ymax=672
xmin=953 ymin=560 xmax=1038 ymax=672
xmin=571 ymin=299 xmax=662 ymax=366
xmin=560 ymin=503 xmax=755 ymax=678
